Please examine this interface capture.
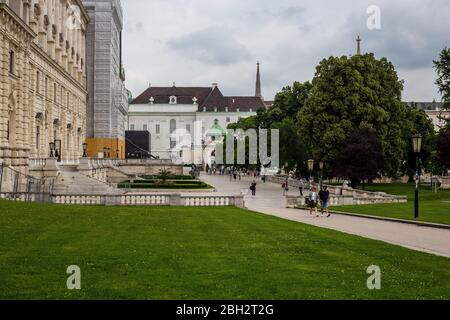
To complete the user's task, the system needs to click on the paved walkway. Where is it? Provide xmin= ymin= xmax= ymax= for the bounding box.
xmin=200 ymin=174 xmax=450 ymax=258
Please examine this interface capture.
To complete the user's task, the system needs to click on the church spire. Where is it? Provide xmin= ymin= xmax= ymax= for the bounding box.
xmin=356 ymin=35 xmax=362 ymax=55
xmin=255 ymin=61 xmax=262 ymax=98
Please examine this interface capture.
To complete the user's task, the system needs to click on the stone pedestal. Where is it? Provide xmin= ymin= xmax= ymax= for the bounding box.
xmin=43 ymin=158 xmax=59 ymax=178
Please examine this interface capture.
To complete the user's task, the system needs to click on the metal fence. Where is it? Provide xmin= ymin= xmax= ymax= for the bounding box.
xmin=0 ymin=165 xmax=53 ymax=196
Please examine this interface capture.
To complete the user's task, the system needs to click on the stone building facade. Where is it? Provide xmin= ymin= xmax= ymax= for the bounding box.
xmin=82 ymin=0 xmax=128 ymax=159
xmin=0 ymin=0 xmax=89 ymax=177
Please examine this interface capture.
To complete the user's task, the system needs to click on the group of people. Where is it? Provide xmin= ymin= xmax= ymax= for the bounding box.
xmin=307 ymin=186 xmax=331 ymax=218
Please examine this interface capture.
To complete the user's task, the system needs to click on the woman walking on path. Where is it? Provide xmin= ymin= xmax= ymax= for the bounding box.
xmin=307 ymin=187 xmax=319 ymax=217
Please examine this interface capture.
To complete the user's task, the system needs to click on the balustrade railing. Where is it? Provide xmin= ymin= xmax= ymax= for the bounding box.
xmin=0 ymin=192 xmax=244 ymax=208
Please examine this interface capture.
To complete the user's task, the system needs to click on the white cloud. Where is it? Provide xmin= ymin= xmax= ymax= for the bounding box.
xmin=121 ymin=0 xmax=448 ymax=102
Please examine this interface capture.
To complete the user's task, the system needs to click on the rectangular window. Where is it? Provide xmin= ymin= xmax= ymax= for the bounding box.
xmin=130 ymin=124 xmax=135 ymax=131
xmin=67 ymin=92 xmax=70 ymax=107
xmin=45 ymin=77 xmax=48 ymax=98
xmin=36 ymin=126 xmax=40 ymax=149
xmin=226 ymin=117 xmax=231 ymax=123
xmin=170 ymin=140 xmax=176 ymax=149
xmin=156 ymin=124 xmax=160 ymax=134
xmin=53 ymin=83 xmax=57 ymax=102
xmin=143 ymin=124 xmax=148 ymax=131
xmin=9 ymin=51 xmax=14 ymax=74
xmin=186 ymin=124 xmax=191 ymax=133
xmin=36 ymin=71 xmax=40 ymax=93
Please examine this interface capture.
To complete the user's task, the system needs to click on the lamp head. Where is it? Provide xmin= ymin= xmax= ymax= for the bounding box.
xmin=412 ymin=134 xmax=423 ymax=154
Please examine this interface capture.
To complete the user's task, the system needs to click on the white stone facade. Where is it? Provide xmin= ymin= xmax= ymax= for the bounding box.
xmin=0 ymin=0 xmax=89 ymax=177
xmin=128 ymin=84 xmax=264 ymax=164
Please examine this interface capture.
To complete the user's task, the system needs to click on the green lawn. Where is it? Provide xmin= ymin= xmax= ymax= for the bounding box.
xmin=0 ymin=200 xmax=449 ymax=300
xmin=333 ymin=184 xmax=450 ymax=225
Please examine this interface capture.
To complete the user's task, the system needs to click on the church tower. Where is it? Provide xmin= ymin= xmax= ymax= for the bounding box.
xmin=356 ymin=35 xmax=362 ymax=55
xmin=255 ymin=61 xmax=262 ymax=98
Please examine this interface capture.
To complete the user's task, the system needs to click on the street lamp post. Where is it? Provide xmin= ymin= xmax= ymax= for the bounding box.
xmin=412 ymin=134 xmax=423 ymax=219
xmin=307 ymin=159 xmax=314 ymax=189
xmin=319 ymin=161 xmax=325 ymax=190
xmin=82 ymin=143 xmax=88 ymax=158
xmin=49 ymin=142 xmax=55 ymax=158
xmin=54 ymin=140 xmax=61 ymax=162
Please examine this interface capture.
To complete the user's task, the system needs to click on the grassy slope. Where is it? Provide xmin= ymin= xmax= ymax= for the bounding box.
xmin=0 ymin=200 xmax=449 ymax=300
xmin=333 ymin=184 xmax=450 ymax=225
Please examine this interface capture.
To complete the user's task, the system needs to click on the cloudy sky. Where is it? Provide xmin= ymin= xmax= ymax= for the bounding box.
xmin=121 ymin=0 xmax=449 ymax=102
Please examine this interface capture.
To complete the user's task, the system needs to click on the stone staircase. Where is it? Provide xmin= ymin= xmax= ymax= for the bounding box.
xmin=52 ymin=165 xmax=124 ymax=195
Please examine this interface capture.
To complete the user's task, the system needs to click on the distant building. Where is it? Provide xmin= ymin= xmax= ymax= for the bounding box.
xmin=82 ymin=0 xmax=128 ymax=159
xmin=128 ymin=64 xmax=267 ymax=164
xmin=406 ymin=101 xmax=449 ymax=131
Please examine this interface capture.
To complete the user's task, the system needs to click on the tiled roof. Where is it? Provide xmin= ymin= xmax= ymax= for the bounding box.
xmin=131 ymin=87 xmax=213 ymax=106
xmin=131 ymin=85 xmax=266 ymax=112
xmin=405 ymin=101 xmax=444 ymax=111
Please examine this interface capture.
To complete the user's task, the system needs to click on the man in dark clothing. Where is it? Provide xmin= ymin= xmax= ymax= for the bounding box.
xmin=250 ymin=181 xmax=257 ymax=196
xmin=319 ymin=186 xmax=331 ymax=217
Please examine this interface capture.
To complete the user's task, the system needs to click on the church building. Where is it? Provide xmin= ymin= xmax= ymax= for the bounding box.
xmin=128 ymin=63 xmax=267 ymax=163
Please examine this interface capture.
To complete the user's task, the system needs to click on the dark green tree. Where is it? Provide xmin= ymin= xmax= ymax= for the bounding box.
xmin=298 ymin=53 xmax=406 ymax=176
xmin=436 ymin=129 xmax=450 ymax=170
xmin=272 ymin=81 xmax=312 ymax=120
xmin=333 ymin=128 xmax=385 ymax=189
xmin=401 ymin=106 xmax=435 ymax=181
xmin=434 ymin=47 xmax=450 ymax=111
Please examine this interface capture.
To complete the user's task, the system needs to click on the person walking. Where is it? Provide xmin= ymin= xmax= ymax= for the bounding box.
xmin=282 ymin=181 xmax=289 ymax=196
xmin=299 ymin=179 xmax=304 ymax=196
xmin=250 ymin=181 xmax=257 ymax=196
xmin=307 ymin=187 xmax=319 ymax=217
xmin=319 ymin=186 xmax=331 ymax=218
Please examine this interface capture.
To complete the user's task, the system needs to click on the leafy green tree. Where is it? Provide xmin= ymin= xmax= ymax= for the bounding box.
xmin=298 ymin=53 xmax=407 ymax=176
xmin=272 ymin=81 xmax=312 ymax=120
xmin=401 ymin=106 xmax=435 ymax=181
xmin=434 ymin=47 xmax=450 ymax=111
xmin=224 ymin=82 xmax=311 ymax=172
xmin=436 ymin=129 xmax=450 ymax=170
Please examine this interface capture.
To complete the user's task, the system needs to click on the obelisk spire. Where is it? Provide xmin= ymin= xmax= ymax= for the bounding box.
xmin=356 ymin=35 xmax=362 ymax=55
xmin=255 ymin=61 xmax=262 ymax=98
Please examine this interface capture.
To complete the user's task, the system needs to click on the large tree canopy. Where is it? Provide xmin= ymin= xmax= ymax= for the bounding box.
xmin=298 ymin=53 xmax=408 ymax=177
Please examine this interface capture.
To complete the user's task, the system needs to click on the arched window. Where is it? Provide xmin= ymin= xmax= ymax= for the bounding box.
xmin=214 ymin=119 xmax=219 ymax=125
xmin=170 ymin=119 xmax=176 ymax=134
